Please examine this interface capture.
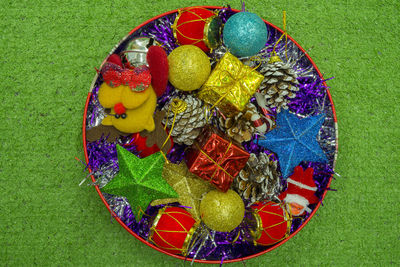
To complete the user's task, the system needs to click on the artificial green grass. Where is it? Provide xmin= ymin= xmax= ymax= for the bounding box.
xmin=1 ymin=0 xmax=399 ymax=266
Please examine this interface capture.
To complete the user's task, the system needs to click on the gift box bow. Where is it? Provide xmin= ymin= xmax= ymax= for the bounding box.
xmin=199 ymin=52 xmax=264 ymax=113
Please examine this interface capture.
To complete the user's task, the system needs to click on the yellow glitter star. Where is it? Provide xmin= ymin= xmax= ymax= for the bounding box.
xmin=151 ymin=162 xmax=214 ymax=220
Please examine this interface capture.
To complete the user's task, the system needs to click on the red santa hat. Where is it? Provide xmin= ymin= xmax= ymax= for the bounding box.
xmin=279 ymin=166 xmax=320 ymax=214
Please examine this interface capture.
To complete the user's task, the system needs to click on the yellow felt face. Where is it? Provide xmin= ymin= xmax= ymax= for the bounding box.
xmin=101 ymin=115 xmax=113 ymax=126
xmin=109 ymin=88 xmax=157 ymax=133
xmin=98 ymin=83 xmax=124 ymax=108
xmin=120 ymin=85 xmax=152 ymax=109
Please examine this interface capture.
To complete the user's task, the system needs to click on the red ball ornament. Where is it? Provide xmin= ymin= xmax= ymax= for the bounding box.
xmin=149 ymin=207 xmax=198 ymax=256
xmin=250 ymin=201 xmax=292 ymax=246
xmin=172 ymin=7 xmax=222 ymax=52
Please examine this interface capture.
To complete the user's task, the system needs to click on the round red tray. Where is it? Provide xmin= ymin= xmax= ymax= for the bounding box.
xmin=82 ymin=6 xmax=338 ymax=264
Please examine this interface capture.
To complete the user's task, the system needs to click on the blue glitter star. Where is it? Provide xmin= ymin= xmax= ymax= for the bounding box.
xmin=255 ymin=110 xmax=328 ymax=178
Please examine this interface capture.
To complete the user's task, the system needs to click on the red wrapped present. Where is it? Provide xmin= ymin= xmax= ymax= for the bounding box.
xmin=185 ymin=127 xmax=250 ymax=192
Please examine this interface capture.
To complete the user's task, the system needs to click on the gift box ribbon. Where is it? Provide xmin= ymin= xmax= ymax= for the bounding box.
xmin=191 ymin=133 xmax=249 ymax=192
xmin=196 ymin=141 xmax=234 ymax=183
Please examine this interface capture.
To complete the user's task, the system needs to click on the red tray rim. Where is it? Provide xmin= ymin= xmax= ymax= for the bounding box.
xmin=82 ymin=6 xmax=338 ymax=264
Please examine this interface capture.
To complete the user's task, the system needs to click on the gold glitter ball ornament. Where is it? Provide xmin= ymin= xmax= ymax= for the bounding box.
xmin=200 ymin=189 xmax=245 ymax=232
xmin=168 ymin=45 xmax=211 ymax=91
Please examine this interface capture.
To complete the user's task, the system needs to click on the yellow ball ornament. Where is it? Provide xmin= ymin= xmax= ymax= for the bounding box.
xmin=200 ymin=189 xmax=245 ymax=232
xmin=168 ymin=45 xmax=211 ymax=91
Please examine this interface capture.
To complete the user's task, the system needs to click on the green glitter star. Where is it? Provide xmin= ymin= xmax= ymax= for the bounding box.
xmin=102 ymin=145 xmax=178 ymax=221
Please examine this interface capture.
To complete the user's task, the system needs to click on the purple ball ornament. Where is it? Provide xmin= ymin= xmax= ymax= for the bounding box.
xmin=223 ymin=12 xmax=268 ymax=57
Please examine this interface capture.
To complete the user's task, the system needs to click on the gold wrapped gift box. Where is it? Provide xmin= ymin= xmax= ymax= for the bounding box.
xmin=198 ymin=52 xmax=264 ymax=116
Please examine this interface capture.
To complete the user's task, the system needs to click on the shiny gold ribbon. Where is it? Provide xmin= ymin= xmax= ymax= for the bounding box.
xmin=269 ymin=10 xmax=288 ymax=63
xmin=160 ymin=98 xmax=187 ymax=162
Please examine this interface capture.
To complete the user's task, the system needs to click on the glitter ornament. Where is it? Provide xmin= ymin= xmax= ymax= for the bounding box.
xmin=149 ymin=206 xmax=198 ymax=256
xmin=172 ymin=7 xmax=222 ymax=52
xmin=249 ymin=201 xmax=292 ymax=246
xmin=151 ymin=162 xmax=214 ymax=220
xmin=255 ymin=110 xmax=328 ymax=178
xmin=168 ymin=45 xmax=211 ymax=91
xmin=102 ymin=146 xmax=178 ymax=221
xmin=200 ymin=190 xmax=245 ymax=232
xmin=223 ymin=12 xmax=268 ymax=57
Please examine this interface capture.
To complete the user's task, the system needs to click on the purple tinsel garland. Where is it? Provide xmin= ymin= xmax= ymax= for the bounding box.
xmin=84 ymin=7 xmax=337 ymax=262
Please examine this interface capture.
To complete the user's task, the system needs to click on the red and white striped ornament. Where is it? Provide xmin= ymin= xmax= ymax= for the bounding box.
xmin=254 ymin=92 xmax=276 ymax=133
xmin=251 ymin=112 xmax=267 ymax=134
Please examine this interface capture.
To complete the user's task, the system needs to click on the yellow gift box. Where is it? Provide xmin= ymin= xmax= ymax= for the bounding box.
xmin=198 ymin=52 xmax=264 ymax=116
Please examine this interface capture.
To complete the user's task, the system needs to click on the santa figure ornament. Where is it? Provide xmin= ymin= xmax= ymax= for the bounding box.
xmin=279 ymin=166 xmax=320 ymax=216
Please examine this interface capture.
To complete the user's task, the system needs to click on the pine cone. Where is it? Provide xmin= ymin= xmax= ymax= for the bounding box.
xmin=218 ymin=103 xmax=257 ymax=143
xmin=162 ymin=95 xmax=207 ymax=146
xmin=259 ymin=61 xmax=299 ymax=112
xmin=233 ymin=152 xmax=281 ymax=204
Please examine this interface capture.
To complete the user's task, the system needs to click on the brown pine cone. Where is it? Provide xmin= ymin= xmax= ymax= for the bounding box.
xmin=162 ymin=94 xmax=207 ymax=146
xmin=259 ymin=60 xmax=299 ymax=112
xmin=218 ymin=103 xmax=258 ymax=143
xmin=233 ymin=152 xmax=281 ymax=204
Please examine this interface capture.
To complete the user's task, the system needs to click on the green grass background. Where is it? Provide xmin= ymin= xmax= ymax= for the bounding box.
xmin=1 ymin=0 xmax=399 ymax=266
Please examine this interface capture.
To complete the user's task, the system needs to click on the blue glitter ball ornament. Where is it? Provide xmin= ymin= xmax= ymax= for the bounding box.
xmin=223 ymin=12 xmax=268 ymax=57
